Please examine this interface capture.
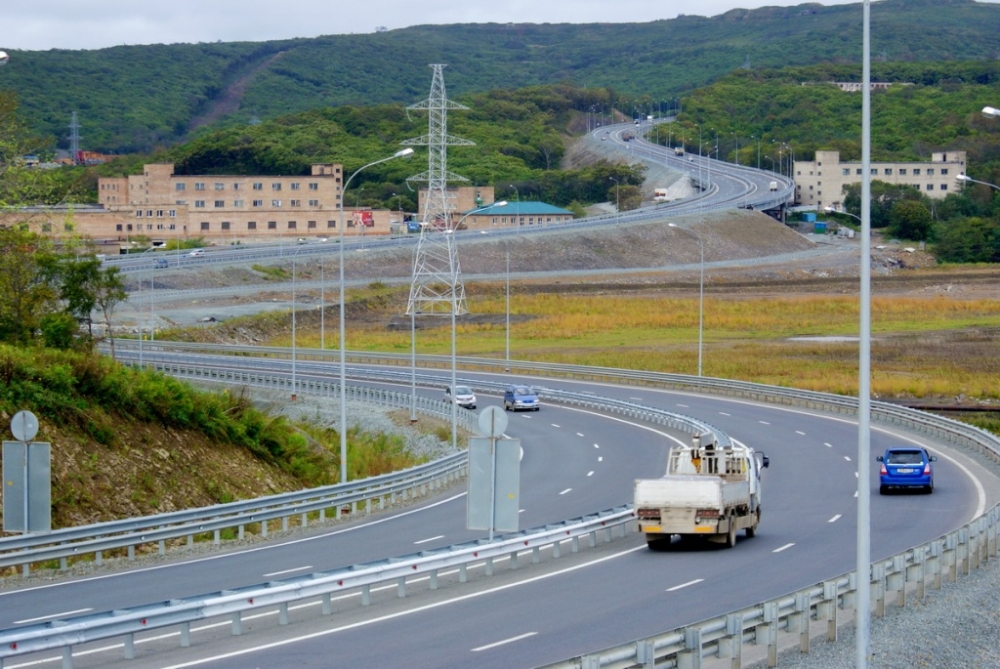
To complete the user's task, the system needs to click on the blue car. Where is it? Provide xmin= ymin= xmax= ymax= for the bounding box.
xmin=877 ymin=447 xmax=936 ymax=494
xmin=503 ymin=384 xmax=540 ymax=411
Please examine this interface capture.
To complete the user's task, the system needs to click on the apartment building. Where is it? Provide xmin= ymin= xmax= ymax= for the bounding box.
xmin=793 ymin=150 xmax=967 ymax=208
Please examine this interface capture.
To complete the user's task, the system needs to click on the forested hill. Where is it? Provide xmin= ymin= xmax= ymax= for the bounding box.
xmin=1 ymin=0 xmax=999 ymax=154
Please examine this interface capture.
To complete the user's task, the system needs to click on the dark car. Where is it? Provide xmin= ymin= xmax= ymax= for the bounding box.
xmin=153 ymin=258 xmax=169 ymax=268
xmin=503 ymin=384 xmax=540 ymax=411
xmin=877 ymin=447 xmax=937 ymax=494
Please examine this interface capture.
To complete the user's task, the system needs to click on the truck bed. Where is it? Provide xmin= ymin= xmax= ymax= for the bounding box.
xmin=634 ymin=475 xmax=750 ymax=510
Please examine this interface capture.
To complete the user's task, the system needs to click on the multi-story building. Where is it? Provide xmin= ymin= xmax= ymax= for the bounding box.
xmin=793 ymin=150 xmax=967 ymax=209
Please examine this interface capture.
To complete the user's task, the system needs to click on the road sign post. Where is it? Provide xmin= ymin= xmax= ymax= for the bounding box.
xmin=467 ymin=407 xmax=520 ymax=540
xmin=3 ymin=410 xmax=51 ymax=534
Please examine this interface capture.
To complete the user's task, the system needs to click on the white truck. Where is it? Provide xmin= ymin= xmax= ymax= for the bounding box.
xmin=634 ymin=434 xmax=769 ymax=549
xmin=768 ymin=180 xmax=778 ymax=191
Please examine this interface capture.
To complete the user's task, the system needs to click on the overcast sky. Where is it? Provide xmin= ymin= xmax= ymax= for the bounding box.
xmin=7 ymin=0 xmax=996 ymax=52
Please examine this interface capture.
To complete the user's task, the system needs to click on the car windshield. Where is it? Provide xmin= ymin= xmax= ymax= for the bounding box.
xmin=886 ymin=450 xmax=924 ymax=465
xmin=514 ymin=386 xmax=532 ymax=396
xmin=454 ymin=386 xmax=472 ymax=395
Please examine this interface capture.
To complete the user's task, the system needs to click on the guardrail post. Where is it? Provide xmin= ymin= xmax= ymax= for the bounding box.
xmin=282 ymin=516 xmax=289 ymax=532
xmin=989 ymin=510 xmax=998 ymax=559
xmin=231 ymin=611 xmax=243 ymax=636
xmin=60 ymin=557 xmax=68 ymax=570
xmin=158 ymin=539 xmax=166 ymax=555
xmin=928 ymin=540 xmax=943 ymax=589
xmin=720 ymin=612 xmax=742 ymax=668
xmin=96 ymin=550 xmax=102 ymax=566
xmin=238 ymin=524 xmax=245 ymax=540
xmin=889 ymin=555 xmax=906 ymax=608
xmin=261 ymin=519 xmax=269 ymax=538
xmin=636 ymin=639 xmax=656 ymax=668
xmin=792 ymin=592 xmax=810 ymax=652
xmin=397 ymin=576 xmax=407 ymax=598
xmin=459 ymin=563 xmax=468 ymax=583
xmin=944 ymin=534 xmax=958 ymax=583
xmin=279 ymin=602 xmax=289 ymax=625
xmin=485 ymin=556 xmax=494 ymax=576
xmin=61 ymin=647 xmax=72 ymax=669
xmin=127 ymin=545 xmax=135 ymax=561
xmin=907 ymin=551 xmax=925 ymax=600
xmin=319 ymin=508 xmax=326 ymax=523
xmin=181 ymin=621 xmax=191 ymax=647
xmin=430 ymin=568 xmax=439 ymax=589
xmin=552 ymin=539 xmax=561 ymax=559
xmin=213 ymin=529 xmax=221 ymax=546
xmin=958 ymin=528 xmax=970 ymax=576
xmin=124 ymin=633 xmax=135 ymax=659
xmin=971 ymin=522 xmax=982 ymax=571
xmin=361 ymin=584 xmax=371 ymax=606
xmin=532 ymin=546 xmax=541 ymax=564
xmin=821 ymin=580 xmax=838 ymax=641
xmin=760 ymin=601 xmax=779 ymax=667
xmin=678 ymin=627 xmax=702 ymax=669
xmin=871 ymin=562 xmax=886 ymax=617
xmin=572 ymin=536 xmax=580 ymax=553
xmin=510 ymin=551 xmax=518 ymax=570
xmin=322 ymin=593 xmax=332 ymax=615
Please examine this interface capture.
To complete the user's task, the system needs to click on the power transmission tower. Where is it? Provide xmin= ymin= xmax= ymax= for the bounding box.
xmin=68 ymin=112 xmax=81 ymax=164
xmin=403 ymin=64 xmax=475 ymax=316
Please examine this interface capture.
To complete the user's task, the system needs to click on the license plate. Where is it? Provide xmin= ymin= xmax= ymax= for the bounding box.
xmin=896 ymin=468 xmax=914 ymax=474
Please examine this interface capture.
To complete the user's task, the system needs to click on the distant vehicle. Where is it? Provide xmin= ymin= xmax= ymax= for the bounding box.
xmin=877 ymin=447 xmax=936 ymax=494
xmin=674 ymin=147 xmax=685 ymax=155
xmin=768 ymin=181 xmax=778 ymax=191
xmin=188 ymin=248 xmax=205 ymax=257
xmin=297 ymin=237 xmax=308 ymax=244
xmin=503 ymin=384 xmax=540 ymax=411
xmin=316 ymin=237 xmax=329 ymax=243
xmin=153 ymin=258 xmax=169 ymax=268
xmin=444 ymin=385 xmax=477 ymax=409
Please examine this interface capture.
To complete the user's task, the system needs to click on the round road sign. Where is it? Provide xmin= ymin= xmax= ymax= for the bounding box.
xmin=11 ymin=410 xmax=39 ymax=442
xmin=478 ymin=405 xmax=508 ymax=438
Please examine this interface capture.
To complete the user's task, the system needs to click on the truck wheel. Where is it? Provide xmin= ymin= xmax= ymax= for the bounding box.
xmin=725 ymin=515 xmax=737 ymax=549
xmin=746 ymin=509 xmax=759 ymax=538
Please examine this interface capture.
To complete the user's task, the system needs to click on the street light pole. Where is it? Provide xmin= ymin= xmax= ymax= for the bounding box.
xmin=338 ymin=147 xmax=414 ymax=483
xmin=505 ymin=239 xmax=510 ymax=371
xmin=668 ymin=223 xmax=704 ymax=376
xmin=609 ymin=177 xmax=620 ymax=224
xmin=956 ymin=173 xmax=1000 ymax=192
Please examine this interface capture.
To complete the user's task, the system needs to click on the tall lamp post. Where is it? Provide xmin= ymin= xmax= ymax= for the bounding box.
xmin=668 ymin=223 xmax=704 ymax=377
xmin=609 ymin=177 xmax=620 ymax=224
xmin=136 ymin=246 xmax=158 ymax=367
xmin=956 ymin=173 xmax=1000 ymax=192
xmin=339 ymin=147 xmax=414 ymax=484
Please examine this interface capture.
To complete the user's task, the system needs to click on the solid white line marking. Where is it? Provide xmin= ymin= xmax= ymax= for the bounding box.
xmin=759 ymin=420 xmax=770 ymax=425
xmin=844 ymin=456 xmax=852 ymax=462
xmin=15 ymin=608 xmax=93 ymax=625
xmin=587 ymin=471 xmax=594 ymax=477
xmin=773 ymin=543 xmax=795 ymax=553
xmin=666 ymin=578 xmax=704 ymax=592
xmin=262 ymin=566 xmax=313 ymax=578
xmin=629 ymin=397 xmax=644 ymax=402
xmin=559 ymin=488 xmax=572 ymax=495
xmin=414 ymin=535 xmax=445 ymax=545
xmin=829 ymin=514 xmax=842 ymax=523
xmin=472 ymin=632 xmax=538 ymax=652
xmin=795 ymin=430 xmax=806 ymax=436
xmin=824 ymin=442 xmax=833 ymax=448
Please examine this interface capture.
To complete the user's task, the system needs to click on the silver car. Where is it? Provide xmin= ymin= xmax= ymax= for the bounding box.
xmin=444 ymin=385 xmax=476 ymax=409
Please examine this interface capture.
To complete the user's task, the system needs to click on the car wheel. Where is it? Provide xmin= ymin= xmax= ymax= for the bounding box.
xmin=925 ymin=483 xmax=934 ymax=494
xmin=504 ymin=401 xmax=510 ymax=411
xmin=724 ymin=514 xmax=737 ymax=549
xmin=879 ymin=485 xmax=888 ymax=495
xmin=745 ymin=508 xmax=759 ymax=538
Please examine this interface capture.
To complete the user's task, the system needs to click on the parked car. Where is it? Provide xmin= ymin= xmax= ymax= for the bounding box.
xmin=153 ymin=258 xmax=169 ymax=268
xmin=503 ymin=384 xmax=540 ymax=411
xmin=444 ymin=385 xmax=477 ymax=409
xmin=187 ymin=248 xmax=205 ymax=257
xmin=877 ymin=447 xmax=937 ymax=494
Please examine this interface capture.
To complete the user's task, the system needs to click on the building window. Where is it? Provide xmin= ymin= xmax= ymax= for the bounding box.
xmin=127 ymin=224 xmax=133 ymax=232
xmin=291 ymin=183 xmax=300 ymax=190
xmin=116 ymin=224 xmax=123 ymax=231
xmin=856 ymin=168 xmax=863 ymax=175
xmin=309 ymin=183 xmax=319 ymax=191
xmin=253 ymin=182 xmax=263 ymax=191
xmin=195 ymin=200 xmax=205 ymax=208
xmin=941 ymin=168 xmax=949 ymax=175
xmin=200 ymin=222 xmax=210 ymax=230
xmin=169 ymin=210 xmax=176 ymax=217
xmin=940 ymin=184 xmax=948 ymax=190
xmin=290 ymin=199 xmax=301 ymax=207
xmin=221 ymin=221 xmax=230 ymax=230
xmin=268 ymin=221 xmax=277 ymax=230
xmin=136 ymin=210 xmax=143 ymax=217
xmin=328 ymin=220 xmax=336 ymax=228
xmin=899 ymin=168 xmax=907 ymax=175
xmin=233 ymin=183 xmax=241 ymax=191
xmin=195 ymin=183 xmax=205 ymax=191
xmin=842 ymin=168 xmax=850 ymax=176
xmin=308 ymin=199 xmax=319 ymax=207
xmin=347 ymin=218 xmax=355 ymax=228
xmin=214 ymin=183 xmax=225 ymax=191
xmin=927 ymin=168 xmax=935 ymax=176
xmin=215 ymin=200 xmax=224 ymax=208
xmin=926 ymin=184 xmax=934 ymax=191
xmin=234 ymin=200 xmax=244 ymax=207
xmin=884 ymin=168 xmax=892 ymax=175
xmin=272 ymin=183 xmax=282 ymax=191
xmin=288 ymin=221 xmax=297 ymax=229
xmin=272 ymin=200 xmax=282 ymax=207
xmin=870 ymin=169 xmax=877 ymax=175
xmin=176 ymin=200 xmax=186 ymax=205
xmin=248 ymin=221 xmax=257 ymax=230
xmin=253 ymin=200 xmax=263 ymax=207
xmin=169 ymin=224 xmax=176 ymax=230
xmin=913 ymin=168 xmax=921 ymax=175
xmin=307 ymin=220 xmax=317 ymax=229
xmin=175 ymin=183 xmax=186 ymax=191
xmin=156 ymin=224 xmax=164 ymax=230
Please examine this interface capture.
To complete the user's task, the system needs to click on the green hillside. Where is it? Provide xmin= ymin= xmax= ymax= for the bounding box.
xmin=1 ymin=0 xmax=999 ymax=153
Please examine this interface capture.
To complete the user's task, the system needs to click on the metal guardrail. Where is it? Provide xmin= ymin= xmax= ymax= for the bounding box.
xmin=0 ymin=507 xmax=634 ymax=667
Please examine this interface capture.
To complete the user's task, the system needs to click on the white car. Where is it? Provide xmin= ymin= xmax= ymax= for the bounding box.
xmin=188 ymin=248 xmax=205 ymax=257
xmin=444 ymin=385 xmax=477 ymax=409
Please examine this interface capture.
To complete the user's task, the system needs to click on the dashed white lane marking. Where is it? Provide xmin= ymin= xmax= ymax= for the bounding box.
xmin=414 ymin=535 xmax=445 ymax=545
xmin=844 ymin=456 xmax=852 ymax=462
xmin=594 ymin=443 xmax=600 ymax=449
xmin=795 ymin=430 xmax=806 ymax=436
xmin=824 ymin=442 xmax=833 ymax=448
xmin=559 ymin=488 xmax=572 ymax=495
xmin=263 ymin=566 xmax=313 ymax=578
xmin=598 ymin=457 xmax=603 ymax=462
xmin=829 ymin=514 xmax=842 ymax=523
xmin=587 ymin=471 xmax=594 ymax=477
xmin=629 ymin=397 xmax=644 ymax=402
xmin=576 ymin=432 xmax=585 ymax=437
xmin=472 ymin=632 xmax=538 ymax=652
xmin=666 ymin=578 xmax=704 ymax=592
xmin=677 ymin=403 xmax=689 ymax=408
xmin=551 ymin=424 xmax=561 ymax=428
xmin=759 ymin=420 xmax=770 ymax=425
xmin=15 ymin=608 xmax=93 ymax=625
xmin=773 ymin=543 xmax=795 ymax=553
xmin=719 ymin=411 xmax=731 ymax=417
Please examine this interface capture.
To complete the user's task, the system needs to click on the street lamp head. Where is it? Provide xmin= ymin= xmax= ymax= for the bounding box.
xmin=0 ymin=51 xmax=8 ymax=67
xmin=983 ymin=106 xmax=1000 ymax=119
xmin=394 ymin=148 xmax=415 ymax=159
xmin=956 ymin=173 xmax=971 ymax=182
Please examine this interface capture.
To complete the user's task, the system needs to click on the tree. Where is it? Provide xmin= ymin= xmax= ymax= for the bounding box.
xmin=888 ymin=200 xmax=933 ymax=241
xmin=59 ymin=256 xmax=104 ymax=339
xmin=843 ymin=180 xmax=925 ymax=229
xmin=0 ymin=228 xmax=61 ymax=345
xmin=90 ymin=266 xmax=128 ymax=359
xmin=933 ymin=217 xmax=1000 ymax=263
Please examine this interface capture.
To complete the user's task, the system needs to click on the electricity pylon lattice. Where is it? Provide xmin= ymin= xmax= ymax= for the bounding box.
xmin=403 ymin=64 xmax=475 ymax=316
xmin=68 ymin=112 xmax=82 ymax=164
